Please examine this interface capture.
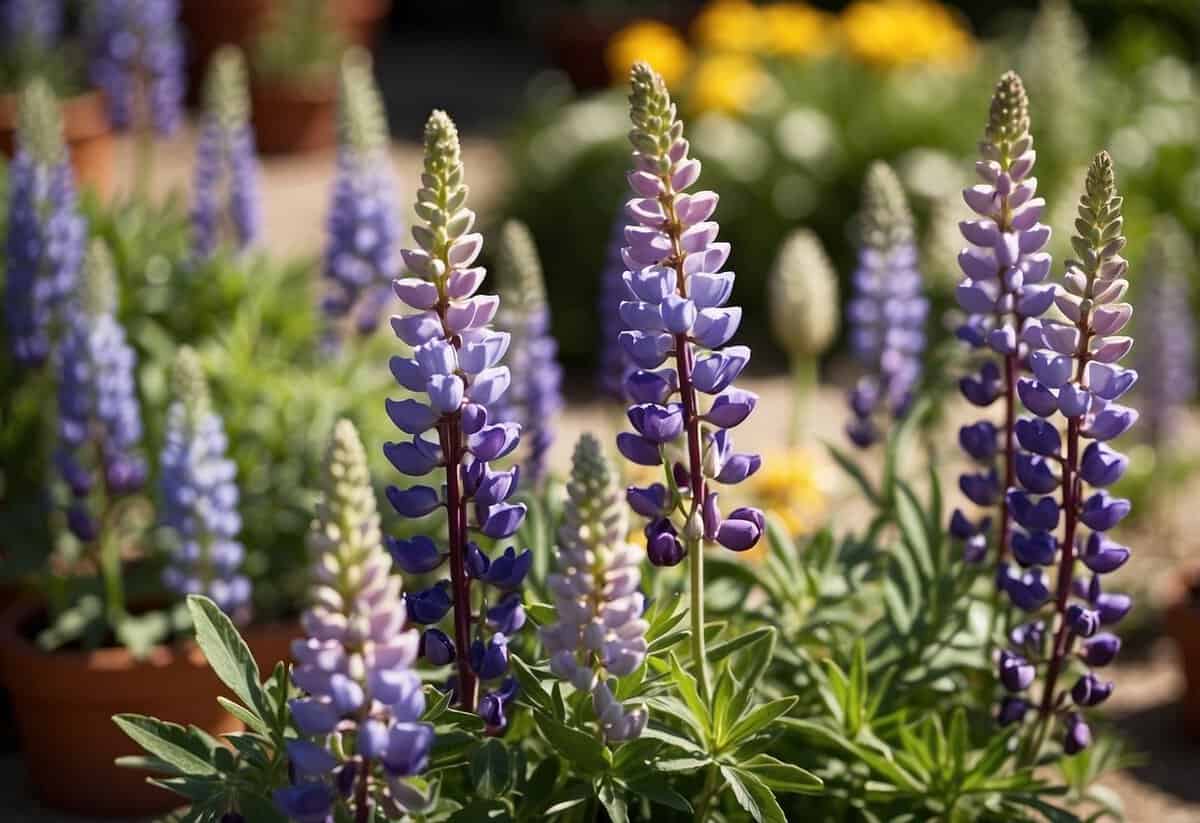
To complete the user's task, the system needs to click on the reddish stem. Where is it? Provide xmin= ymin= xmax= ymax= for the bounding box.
xmin=354 ymin=757 xmax=371 ymax=823
xmin=439 ymin=415 xmax=478 ymax=711
xmin=997 ymin=352 xmax=1018 ymax=563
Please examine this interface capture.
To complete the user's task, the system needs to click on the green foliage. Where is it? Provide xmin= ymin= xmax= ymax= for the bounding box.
xmin=254 ymin=0 xmax=344 ymax=82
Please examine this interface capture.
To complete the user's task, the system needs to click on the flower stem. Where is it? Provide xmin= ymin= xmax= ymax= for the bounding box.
xmin=354 ymin=756 xmax=371 ymax=823
xmin=439 ymin=416 xmax=478 ymax=711
xmin=1028 ymin=415 xmax=1080 ymax=760
xmin=788 ymin=356 xmax=817 ymax=447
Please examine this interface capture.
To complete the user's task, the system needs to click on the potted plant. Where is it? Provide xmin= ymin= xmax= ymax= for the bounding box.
xmin=250 ymin=0 xmax=345 ymax=154
xmin=0 ymin=0 xmax=113 ymax=196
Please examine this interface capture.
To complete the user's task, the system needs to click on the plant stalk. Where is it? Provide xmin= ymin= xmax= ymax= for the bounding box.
xmin=439 ymin=416 xmax=478 ymax=711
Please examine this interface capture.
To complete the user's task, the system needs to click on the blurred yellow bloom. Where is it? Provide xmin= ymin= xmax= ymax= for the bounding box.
xmin=738 ymin=448 xmax=828 ymax=561
xmin=689 ymin=53 xmax=768 ymax=115
xmin=840 ymin=0 xmax=974 ymax=70
xmin=763 ymin=3 xmax=835 ymax=58
xmin=606 ymin=20 xmax=691 ymax=87
xmin=691 ymin=0 xmax=766 ymax=53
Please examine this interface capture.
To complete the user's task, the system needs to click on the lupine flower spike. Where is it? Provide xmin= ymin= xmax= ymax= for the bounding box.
xmin=190 ymin=46 xmax=261 ymax=262
xmin=160 ymin=347 xmax=251 ymax=621
xmin=999 ymin=153 xmax=1135 ymax=758
xmin=4 ymin=78 xmax=86 ymax=367
xmin=56 ymin=240 xmax=146 ymax=548
xmin=768 ymin=228 xmax=839 ymax=444
xmin=845 ymin=161 xmax=928 ymax=448
xmin=386 ymin=110 xmax=529 ymax=719
xmin=618 ymin=62 xmax=763 ymax=702
xmin=951 ymin=71 xmax=1054 ymax=570
xmin=323 ymin=49 xmax=402 ymax=341
xmin=1 ymin=0 xmax=62 ymax=49
xmin=494 ymin=219 xmax=564 ymax=488
xmin=1136 ymin=218 xmax=1195 ymax=447
xmin=86 ymin=0 xmax=184 ymax=136
xmin=277 ymin=420 xmax=434 ymax=822
xmin=598 ymin=213 xmax=635 ymax=403
xmin=543 ymin=434 xmax=649 ymax=742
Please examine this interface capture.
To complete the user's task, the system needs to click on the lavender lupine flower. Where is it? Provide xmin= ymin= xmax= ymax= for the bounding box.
xmin=190 ymin=46 xmax=261 ymax=262
xmin=322 ymin=49 xmax=401 ymax=340
xmin=542 ymin=434 xmax=649 ymax=742
xmin=277 ymin=420 xmax=433 ymax=822
xmin=160 ymin=347 xmax=251 ymax=620
xmin=55 ymin=241 xmax=146 ymax=542
xmin=617 ymin=62 xmax=762 ymax=702
xmin=1 ymin=0 xmax=62 ymax=48
xmin=950 ymin=72 xmax=1054 ymax=569
xmin=385 ymin=110 xmax=529 ymax=718
xmin=598 ymin=214 xmax=634 ymax=403
xmin=845 ymin=162 xmax=928 ymax=448
xmin=493 ymin=220 xmax=563 ymax=487
xmin=997 ymin=153 xmax=1135 ymax=757
xmin=1135 ymin=219 xmax=1195 ymax=447
xmin=4 ymin=79 xmax=86 ymax=367
xmin=86 ymin=0 xmax=184 ymax=135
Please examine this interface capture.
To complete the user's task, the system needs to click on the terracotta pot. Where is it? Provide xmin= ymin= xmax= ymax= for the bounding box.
xmin=251 ymin=74 xmax=337 ymax=155
xmin=0 ymin=90 xmax=114 ymax=198
xmin=0 ymin=598 xmax=296 ymax=817
xmin=1166 ymin=571 xmax=1200 ymax=737
xmin=181 ymin=0 xmax=392 ymax=102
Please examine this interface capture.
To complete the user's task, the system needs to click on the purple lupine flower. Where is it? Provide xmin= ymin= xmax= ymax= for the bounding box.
xmin=618 ymin=62 xmax=763 ymax=560
xmin=322 ymin=50 xmax=400 ymax=341
xmin=280 ymin=420 xmax=433 ymax=822
xmin=1 ymin=0 xmax=62 ymax=48
xmin=616 ymin=62 xmax=760 ymax=703
xmin=597 ymin=213 xmax=634 ymax=403
xmin=86 ymin=0 xmax=184 ymax=135
xmin=542 ymin=435 xmax=649 ymax=742
xmin=845 ymin=161 xmax=928 ymax=448
xmin=950 ymin=71 xmax=1054 ymax=569
xmin=55 ymin=241 xmax=146 ymax=542
xmin=160 ymin=347 xmax=251 ymax=621
xmin=4 ymin=80 xmax=86 ymax=368
xmin=190 ymin=46 xmax=261 ymax=262
xmin=1135 ymin=219 xmax=1195 ymax=447
xmin=493 ymin=219 xmax=563 ymax=487
xmin=386 ymin=110 xmax=528 ymax=719
xmin=996 ymin=152 xmax=1135 ymax=757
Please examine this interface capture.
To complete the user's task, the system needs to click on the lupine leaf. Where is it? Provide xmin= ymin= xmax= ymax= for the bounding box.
xmin=668 ymin=654 xmax=711 ymax=736
xmin=598 ymin=779 xmax=629 ymax=823
xmin=611 ymin=738 xmax=661 ymax=774
xmin=741 ymin=754 xmax=823 ymax=795
xmin=625 ymin=777 xmax=693 ymax=812
xmin=508 ymin=653 xmax=552 ymax=713
xmin=721 ymin=766 xmax=787 ymax=823
xmin=725 ymin=697 xmax=797 ymax=749
xmin=112 ymin=714 xmax=218 ymax=776
xmin=826 ymin=442 xmax=881 ymax=507
xmin=471 ymin=739 xmax=513 ymax=800
xmin=185 ymin=595 xmax=270 ymax=722
xmin=536 ymin=713 xmax=610 ymax=775
xmin=216 ymin=696 xmax=270 ymax=736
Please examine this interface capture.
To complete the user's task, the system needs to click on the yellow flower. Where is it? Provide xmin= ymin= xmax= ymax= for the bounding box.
xmin=746 ymin=448 xmax=828 ymax=538
xmin=691 ymin=0 xmax=766 ymax=53
xmin=689 ymin=53 xmax=768 ymax=115
xmin=763 ymin=3 xmax=835 ymax=58
xmin=840 ymin=0 xmax=974 ymax=70
xmin=606 ymin=20 xmax=691 ymax=87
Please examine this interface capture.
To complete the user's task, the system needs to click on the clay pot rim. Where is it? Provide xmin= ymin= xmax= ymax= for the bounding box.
xmin=251 ymin=71 xmax=338 ymax=101
xmin=0 ymin=596 xmax=296 ymax=701
xmin=0 ymin=88 xmax=111 ymax=140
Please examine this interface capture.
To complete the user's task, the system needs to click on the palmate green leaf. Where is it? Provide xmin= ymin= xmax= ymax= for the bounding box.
xmin=518 ymin=758 xmax=560 ymax=818
xmin=726 ymin=627 xmax=776 ymax=693
xmin=740 ymin=754 xmax=823 ymax=795
xmin=625 ymin=776 xmax=693 ymax=813
xmin=597 ymin=779 xmax=629 ymax=823
xmin=668 ymin=654 xmax=711 ymax=738
xmin=711 ymin=666 xmax=737 ymax=740
xmin=526 ymin=602 xmax=557 ymax=627
xmin=656 ymin=756 xmax=711 ymax=772
xmin=112 ymin=714 xmax=219 ymax=777
xmin=185 ymin=595 xmax=271 ymax=723
xmin=721 ymin=766 xmax=788 ymax=823
xmin=611 ymin=737 xmax=661 ymax=774
xmin=471 ymin=738 xmax=513 ymax=800
xmin=217 ymin=695 xmax=270 ymax=736
xmin=826 ymin=442 xmax=881 ymax=507
xmin=508 ymin=653 xmax=552 ymax=713
xmin=894 ymin=479 xmax=935 ymax=581
xmin=535 ymin=712 xmax=611 ymax=775
xmin=448 ymin=799 xmax=512 ymax=822
xmin=724 ymin=697 xmax=797 ymax=749
xmin=639 ymin=722 xmax=705 ymax=756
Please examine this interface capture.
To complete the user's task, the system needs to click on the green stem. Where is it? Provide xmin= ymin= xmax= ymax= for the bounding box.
xmin=689 ymin=533 xmax=710 ymax=704
xmin=693 ymin=764 xmax=721 ymax=822
xmin=788 ymin=356 xmax=817 ymax=447
xmin=98 ymin=527 xmax=126 ymax=629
